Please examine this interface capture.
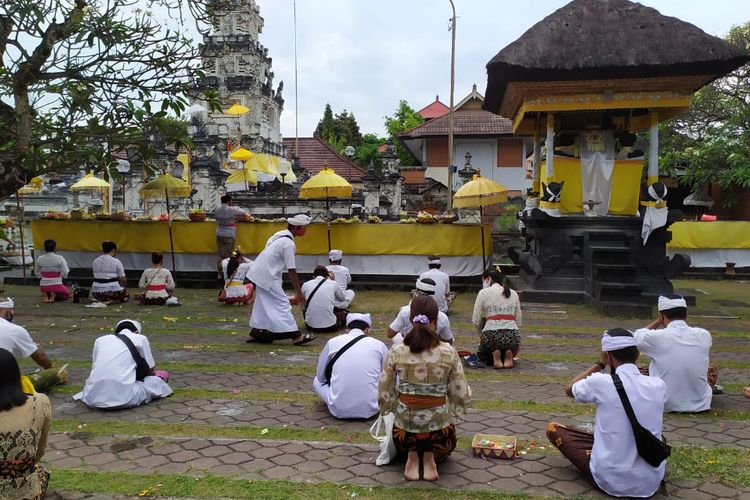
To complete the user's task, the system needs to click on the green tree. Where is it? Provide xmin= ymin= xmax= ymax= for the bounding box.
xmin=314 ymin=105 xmax=363 ymax=151
xmin=353 ymin=133 xmax=387 ymax=171
xmin=334 ymin=110 xmax=363 ymax=148
xmin=659 ymin=23 xmax=750 ymax=208
xmin=384 ymin=100 xmax=424 ymax=166
xmin=314 ymin=103 xmax=336 ymax=143
xmin=0 ymin=0 xmax=219 ymax=198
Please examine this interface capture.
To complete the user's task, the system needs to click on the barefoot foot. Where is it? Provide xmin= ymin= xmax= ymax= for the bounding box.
xmin=492 ymin=349 xmax=503 ymax=369
xmin=404 ymin=450 xmax=420 ymax=481
xmin=423 ymin=451 xmax=439 ymax=482
xmin=502 ymin=350 xmax=514 ymax=369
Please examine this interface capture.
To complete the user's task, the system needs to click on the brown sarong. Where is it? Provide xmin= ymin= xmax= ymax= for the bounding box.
xmin=546 ymin=422 xmax=596 ymax=486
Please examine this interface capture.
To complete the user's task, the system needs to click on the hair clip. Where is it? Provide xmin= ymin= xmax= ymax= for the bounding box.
xmin=412 ymin=314 xmax=430 ymax=325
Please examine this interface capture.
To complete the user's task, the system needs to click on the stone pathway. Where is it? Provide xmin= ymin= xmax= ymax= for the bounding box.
xmin=3 ymin=284 xmax=748 ymax=499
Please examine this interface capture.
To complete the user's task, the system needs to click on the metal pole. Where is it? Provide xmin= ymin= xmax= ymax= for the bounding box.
xmin=446 ymin=0 xmax=456 ymax=211
xmin=16 ymin=194 xmax=26 ymax=284
xmin=480 ymin=204 xmax=486 ymax=270
xmin=281 ymin=173 xmax=286 ymax=216
xmin=293 ymin=0 xmax=300 ymax=159
xmin=326 ymin=194 xmax=331 ymax=251
xmin=122 ymin=178 xmax=126 ymax=212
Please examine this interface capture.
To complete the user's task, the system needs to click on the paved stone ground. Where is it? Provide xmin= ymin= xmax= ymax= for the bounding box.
xmin=2 ymin=281 xmax=748 ymax=499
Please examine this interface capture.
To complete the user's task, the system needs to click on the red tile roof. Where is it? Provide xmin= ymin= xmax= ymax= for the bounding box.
xmin=418 ymin=96 xmax=450 ymax=120
xmin=398 ymin=109 xmax=513 ymax=139
xmin=282 ymin=137 xmax=365 ymax=182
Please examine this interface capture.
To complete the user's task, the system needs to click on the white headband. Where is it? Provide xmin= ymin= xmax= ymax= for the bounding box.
xmin=329 ymin=249 xmax=343 ymax=261
xmin=287 ymin=214 xmax=311 ymax=226
xmin=601 ymin=332 xmax=637 ymax=351
xmin=346 ymin=312 xmax=372 ymax=327
xmin=658 ymin=296 xmax=687 ymax=311
xmin=648 ymin=184 xmax=668 ymax=202
xmin=428 ymin=258 xmax=441 ymax=265
xmin=416 ymin=279 xmax=436 ymax=293
xmin=116 ymin=319 xmax=142 ymax=333
xmin=0 ymin=297 xmax=14 ymax=309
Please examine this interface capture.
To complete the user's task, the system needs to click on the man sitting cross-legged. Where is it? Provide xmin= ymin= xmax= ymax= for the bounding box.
xmin=387 ymin=277 xmax=453 ymax=345
xmin=327 ymin=249 xmax=355 ymax=308
xmin=546 ymin=328 xmax=667 ymax=498
xmin=634 ymin=294 xmax=714 ymax=412
xmin=302 ymin=265 xmax=347 ymax=333
xmin=313 ymin=313 xmax=388 ymax=419
xmin=74 ymin=319 xmax=172 ymax=409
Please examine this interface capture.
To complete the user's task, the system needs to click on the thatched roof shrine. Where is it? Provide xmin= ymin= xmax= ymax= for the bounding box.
xmin=483 ymin=0 xmax=750 ymax=133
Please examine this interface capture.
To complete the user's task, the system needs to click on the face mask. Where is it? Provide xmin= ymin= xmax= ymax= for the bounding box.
xmin=482 ymin=279 xmax=491 ymax=289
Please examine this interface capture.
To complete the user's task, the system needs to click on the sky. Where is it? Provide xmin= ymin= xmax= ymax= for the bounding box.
xmin=243 ymin=1 xmax=747 ymax=138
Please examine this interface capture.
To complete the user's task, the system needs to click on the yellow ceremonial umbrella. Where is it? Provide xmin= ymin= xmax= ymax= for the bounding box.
xmin=70 ymin=173 xmax=112 ymax=213
xmin=70 ymin=173 xmax=110 ymax=190
xmin=139 ymin=173 xmax=192 ymax=271
xmin=225 ymin=167 xmax=258 ymax=193
xmin=245 ymin=153 xmax=278 ymax=175
xmin=299 ymin=167 xmax=353 ymax=251
xmin=453 ymin=174 xmax=509 ymax=269
xmin=229 ymin=147 xmax=254 ymax=162
xmin=226 ymin=104 xmax=250 ymax=115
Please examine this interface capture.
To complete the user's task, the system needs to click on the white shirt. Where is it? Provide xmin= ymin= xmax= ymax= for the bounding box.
xmin=91 ymin=254 xmax=126 ymax=293
xmin=215 ymin=204 xmax=247 ymax=238
xmin=247 ymin=230 xmax=296 ymax=291
xmin=314 ymin=330 xmax=388 ymax=419
xmin=634 ymin=320 xmax=712 ymax=412
xmin=34 ymin=252 xmax=69 ymax=286
xmin=77 ymin=331 xmax=157 ymax=409
xmin=389 ymin=302 xmax=453 ymax=343
xmin=221 ymin=258 xmax=253 ymax=298
xmin=572 ymin=364 xmax=667 ymax=498
xmin=419 ymin=268 xmax=451 ymax=312
xmin=0 ymin=317 xmax=38 ymax=359
xmin=139 ymin=267 xmax=175 ymax=299
xmin=327 ymin=264 xmax=352 ymax=292
xmin=302 ymin=276 xmax=345 ymax=328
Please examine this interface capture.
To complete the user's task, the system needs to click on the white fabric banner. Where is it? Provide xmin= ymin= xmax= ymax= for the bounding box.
xmin=580 ymin=131 xmax=615 ymax=216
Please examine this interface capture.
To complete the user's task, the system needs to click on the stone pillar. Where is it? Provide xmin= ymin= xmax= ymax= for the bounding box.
xmin=545 ymin=113 xmax=555 ymax=179
xmin=532 ymin=130 xmax=541 ymax=195
xmin=648 ymin=111 xmax=659 ymax=185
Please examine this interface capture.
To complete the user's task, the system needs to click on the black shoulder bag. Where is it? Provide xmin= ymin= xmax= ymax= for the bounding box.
xmin=303 ymin=278 xmax=327 ymax=318
xmin=612 ymin=373 xmax=671 ymax=467
xmin=114 ymin=333 xmax=151 ymax=381
xmin=324 ymin=335 xmax=367 ymax=385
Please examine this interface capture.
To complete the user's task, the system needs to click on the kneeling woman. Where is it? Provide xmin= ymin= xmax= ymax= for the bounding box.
xmin=378 ymin=296 xmax=471 ymax=481
xmin=138 ymin=252 xmax=176 ymax=305
xmin=221 ymin=249 xmax=254 ymax=305
xmin=472 ymin=269 xmax=522 ymax=369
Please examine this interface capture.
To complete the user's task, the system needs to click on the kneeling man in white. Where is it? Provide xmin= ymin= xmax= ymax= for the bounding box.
xmin=313 ymin=313 xmax=388 ymax=419
xmin=74 ymin=320 xmax=172 ymax=409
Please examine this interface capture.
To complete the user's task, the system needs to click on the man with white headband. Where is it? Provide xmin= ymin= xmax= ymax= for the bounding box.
xmin=418 ymin=255 xmax=453 ymax=313
xmin=387 ymin=277 xmax=453 ymax=344
xmin=0 ymin=298 xmax=63 ymax=393
xmin=74 ymin=319 xmax=172 ymax=409
xmin=313 ymin=312 xmax=388 ymax=419
xmin=547 ymin=328 xmax=667 ymax=498
xmin=327 ymin=249 xmax=355 ymax=308
xmin=247 ymin=214 xmax=316 ymax=345
xmin=633 ymin=294 xmax=713 ymax=412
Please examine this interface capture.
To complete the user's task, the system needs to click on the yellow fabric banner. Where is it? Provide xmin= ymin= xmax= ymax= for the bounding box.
xmin=541 ymin=157 xmax=641 ymax=215
xmin=31 ymin=220 xmax=491 ymax=256
xmin=668 ymin=222 xmax=750 ymax=249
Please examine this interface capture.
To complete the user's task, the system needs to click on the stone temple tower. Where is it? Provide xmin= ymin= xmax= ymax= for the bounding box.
xmin=194 ymin=0 xmax=284 ymax=156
